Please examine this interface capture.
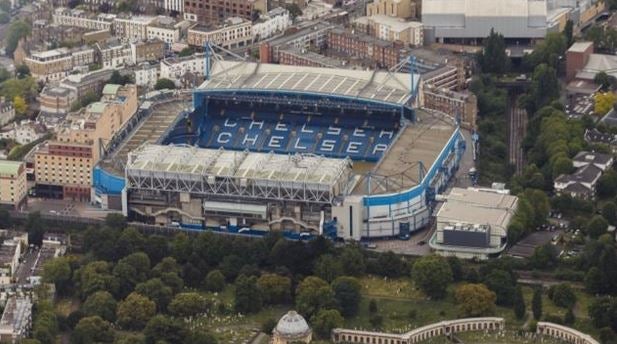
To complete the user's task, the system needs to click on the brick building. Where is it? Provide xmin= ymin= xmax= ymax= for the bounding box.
xmin=326 ymin=28 xmax=408 ymax=69
xmin=183 ymin=0 xmax=266 ymax=24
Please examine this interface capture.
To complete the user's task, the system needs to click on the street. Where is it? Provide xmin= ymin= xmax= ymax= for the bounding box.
xmin=15 ymin=246 xmax=38 ymax=284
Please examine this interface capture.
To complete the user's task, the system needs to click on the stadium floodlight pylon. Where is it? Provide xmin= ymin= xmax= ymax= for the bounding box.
xmin=203 ymin=42 xmax=246 ymax=81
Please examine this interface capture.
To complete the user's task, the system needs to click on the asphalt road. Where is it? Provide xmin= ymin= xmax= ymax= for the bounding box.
xmin=15 ymin=247 xmax=38 ymax=284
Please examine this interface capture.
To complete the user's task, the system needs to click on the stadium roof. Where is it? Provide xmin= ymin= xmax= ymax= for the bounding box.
xmin=127 ymin=144 xmax=351 ymax=188
xmin=197 ymin=61 xmax=419 ymax=106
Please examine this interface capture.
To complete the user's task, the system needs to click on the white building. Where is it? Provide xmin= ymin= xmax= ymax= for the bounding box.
xmin=134 ymin=62 xmax=159 ymax=88
xmin=52 ymin=7 xmax=115 ymax=31
xmin=187 ymin=17 xmax=253 ymax=49
xmin=356 ymin=15 xmax=424 ymax=46
xmin=96 ymin=40 xmax=133 ymax=68
xmin=113 ymin=16 xmax=157 ymax=41
xmin=430 ymin=187 xmax=518 ymax=260
xmin=252 ymin=8 xmax=292 ymax=41
xmin=0 ymin=120 xmax=47 ymax=145
xmin=147 ymin=18 xmax=181 ymax=45
xmin=160 ymin=53 xmax=205 ymax=81
xmin=164 ymin=0 xmax=184 ymax=13
xmin=0 ymin=296 xmax=32 ymax=343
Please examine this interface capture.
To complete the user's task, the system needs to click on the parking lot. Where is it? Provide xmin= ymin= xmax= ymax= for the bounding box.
xmin=26 ymin=198 xmax=115 ymax=219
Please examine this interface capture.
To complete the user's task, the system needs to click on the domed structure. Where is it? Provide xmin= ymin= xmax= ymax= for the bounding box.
xmin=272 ymin=310 xmax=312 ymax=344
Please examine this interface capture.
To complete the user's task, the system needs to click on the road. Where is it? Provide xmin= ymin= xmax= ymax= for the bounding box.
xmin=508 ymin=94 xmax=527 ymax=175
xmin=15 ymin=246 xmax=38 ymax=284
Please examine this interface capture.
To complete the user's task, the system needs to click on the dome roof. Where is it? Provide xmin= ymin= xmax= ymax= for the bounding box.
xmin=274 ymin=311 xmax=311 ymax=338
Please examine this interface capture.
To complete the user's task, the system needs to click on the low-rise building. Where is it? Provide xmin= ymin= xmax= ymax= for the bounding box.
xmin=134 ymin=62 xmax=159 ymax=88
xmin=131 ymin=39 xmax=165 ymax=64
xmin=95 ymin=40 xmax=133 ymax=69
xmin=187 ymin=17 xmax=253 ymax=49
xmin=422 ymin=86 xmax=477 ymax=129
xmin=367 ymin=0 xmax=417 ymax=18
xmin=183 ymin=0 xmax=266 ymax=24
xmin=34 ymin=84 xmax=138 ymax=201
xmin=113 ymin=16 xmax=157 ymax=41
xmin=146 ymin=17 xmax=181 ymax=45
xmin=52 ymin=7 xmax=115 ymax=31
xmin=326 ymin=27 xmax=409 ymax=69
xmin=430 ymin=187 xmax=518 ymax=259
xmin=354 ymin=15 xmax=424 ymax=46
xmin=0 ymin=160 xmax=27 ymax=210
xmin=24 ymin=47 xmax=96 ymax=81
xmin=554 ymin=151 xmax=613 ymax=199
xmin=59 ymin=69 xmax=115 ymax=99
xmin=0 ymin=240 xmax=21 ymax=284
xmin=0 ymin=101 xmax=15 ymax=128
xmin=252 ymin=7 xmax=292 ymax=41
xmin=159 ymin=53 xmax=205 ymax=81
xmin=0 ymin=121 xmax=47 ymax=145
xmin=260 ymin=21 xmax=334 ymax=63
xmin=0 ymin=296 xmax=32 ymax=343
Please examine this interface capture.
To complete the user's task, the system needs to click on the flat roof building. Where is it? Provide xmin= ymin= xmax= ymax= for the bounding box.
xmin=0 ymin=161 xmax=27 ymax=210
xmin=0 ymin=296 xmax=32 ymax=343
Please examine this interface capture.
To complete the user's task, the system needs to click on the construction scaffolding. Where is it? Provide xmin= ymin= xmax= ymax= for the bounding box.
xmin=125 ymin=144 xmax=353 ymax=204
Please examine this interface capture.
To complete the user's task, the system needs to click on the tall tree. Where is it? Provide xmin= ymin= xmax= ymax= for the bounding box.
xmin=234 ymin=275 xmax=263 ymax=314
xmin=454 ymin=283 xmax=496 ymax=317
xmin=332 ymin=276 xmax=362 ymax=317
xmin=116 ymin=293 xmax=156 ymax=330
xmin=295 ymin=276 xmax=336 ymax=318
xmin=477 ymin=29 xmax=509 ymax=74
xmin=82 ymin=291 xmax=117 ymax=322
xmin=564 ymin=19 xmax=574 ymax=47
xmin=71 ymin=316 xmax=115 ymax=344
xmin=532 ymin=287 xmax=543 ymax=320
xmin=412 ymin=255 xmax=453 ymax=299
xmin=513 ymin=285 xmax=526 ymax=320
xmin=311 ymin=309 xmax=344 ymax=339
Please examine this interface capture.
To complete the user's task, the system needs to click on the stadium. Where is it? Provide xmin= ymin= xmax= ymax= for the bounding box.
xmin=95 ymin=57 xmax=466 ymax=240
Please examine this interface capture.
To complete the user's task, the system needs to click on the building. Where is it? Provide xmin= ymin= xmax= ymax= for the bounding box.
xmin=422 ymin=0 xmax=558 ymax=44
xmin=131 ymin=39 xmax=166 ymax=64
xmin=24 ymin=47 xmax=96 ymax=81
xmin=0 ymin=240 xmax=21 ymax=284
xmin=422 ymin=86 xmax=477 ymax=129
xmin=113 ymin=16 xmax=157 ymax=41
xmin=252 ymin=7 xmax=292 ymax=41
xmin=34 ymin=84 xmax=138 ymax=201
xmin=134 ymin=62 xmax=159 ymax=88
xmin=272 ymin=311 xmax=312 ymax=344
xmin=146 ymin=17 xmax=181 ymax=45
xmin=0 ymin=120 xmax=47 ymax=145
xmin=159 ymin=53 xmax=205 ymax=81
xmin=430 ymin=187 xmax=518 ymax=259
xmin=355 ymin=15 xmax=423 ymax=46
xmin=52 ymin=7 xmax=115 ymax=31
xmin=367 ymin=0 xmax=417 ymax=18
xmin=554 ymin=151 xmax=613 ymax=199
xmin=260 ymin=21 xmax=336 ymax=63
xmin=0 ymin=160 xmax=27 ymax=210
xmin=278 ymin=47 xmax=346 ymax=68
xmin=187 ymin=18 xmax=253 ymax=49
xmin=58 ymin=69 xmax=115 ymax=99
xmin=0 ymin=101 xmax=15 ymax=128
xmin=96 ymin=40 xmax=133 ymax=69
xmin=566 ymin=41 xmax=595 ymax=81
xmin=183 ymin=0 xmax=267 ymax=24
xmin=0 ymin=296 xmax=32 ymax=343
xmin=163 ymin=0 xmax=183 ymax=13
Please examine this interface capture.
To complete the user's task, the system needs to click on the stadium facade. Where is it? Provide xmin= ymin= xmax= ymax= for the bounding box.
xmin=97 ymin=59 xmax=465 ymax=240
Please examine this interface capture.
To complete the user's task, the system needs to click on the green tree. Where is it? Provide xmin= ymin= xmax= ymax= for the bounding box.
xmin=0 ymin=12 xmax=8 ymax=25
xmin=42 ymin=257 xmax=72 ymax=294
xmin=0 ymin=0 xmax=10 ymax=12
xmin=585 ymin=267 xmax=605 ymax=294
xmin=332 ymin=276 xmax=361 ymax=317
xmin=548 ymin=283 xmax=577 ymax=309
xmin=532 ymin=287 xmax=543 ymax=320
xmin=484 ymin=269 xmax=516 ymax=306
xmin=154 ymin=78 xmax=176 ymax=90
xmin=143 ymin=315 xmax=186 ymax=344
xmin=477 ymin=28 xmax=509 ymax=74
xmin=203 ymin=270 xmax=225 ymax=292
xmin=564 ymin=308 xmax=575 ymax=325
xmin=594 ymin=71 xmax=617 ymax=91
xmin=530 ymin=244 xmax=559 ymax=269
xmin=168 ymin=292 xmax=209 ymax=318
xmin=234 ymin=275 xmax=263 ymax=314
xmin=526 ymin=63 xmax=560 ymax=114
xmin=82 ymin=291 xmax=117 ymax=322
xmin=75 ymin=261 xmax=118 ymax=298
xmin=4 ymin=20 xmax=31 ymax=57
xmin=71 ymin=316 xmax=114 ymax=344
xmin=15 ymin=64 xmax=30 ymax=79
xmin=26 ymin=211 xmax=44 ymax=246
xmin=178 ymin=47 xmax=193 ymax=57
xmin=107 ymin=71 xmax=132 ymax=85
xmin=588 ymin=215 xmax=609 ymax=239
xmin=454 ymin=283 xmax=496 ymax=317
xmin=313 ymin=254 xmax=343 ymax=282
xmin=598 ymin=170 xmax=617 ymax=198
xmin=513 ymin=285 xmax=526 ymax=320
xmin=339 ymin=246 xmax=366 ymax=276
xmin=311 ymin=309 xmax=344 ymax=339
xmin=256 ymin=273 xmax=291 ymax=305
xmin=135 ymin=278 xmax=173 ymax=312
xmin=295 ymin=276 xmax=336 ymax=318
xmin=116 ymin=292 xmax=156 ymax=330
xmin=564 ymin=20 xmax=574 ymax=47
xmin=603 ymin=202 xmax=617 ymax=225
xmin=412 ymin=255 xmax=453 ymax=299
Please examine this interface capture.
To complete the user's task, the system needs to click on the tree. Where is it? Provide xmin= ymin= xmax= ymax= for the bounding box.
xmin=598 ymin=170 xmax=617 ymax=198
xmin=311 ymin=309 xmax=344 ymax=339
xmin=75 ymin=261 xmax=118 ymax=298
xmin=135 ymin=278 xmax=173 ymax=312
xmin=484 ymin=269 xmax=516 ymax=306
xmin=0 ymin=209 xmax=11 ymax=228
xmin=412 ymin=255 xmax=453 ymax=299
xmin=168 ymin=292 xmax=209 ymax=318
xmin=178 ymin=47 xmax=193 ymax=57
xmin=477 ymin=28 xmax=509 ymax=74
xmin=564 ymin=19 xmax=574 ymax=47
xmin=588 ymin=215 xmax=609 ymax=239
xmin=234 ymin=275 xmax=263 ymax=314
xmin=447 ymin=256 xmax=464 ymax=281
xmin=143 ymin=315 xmax=186 ymax=344
xmin=602 ymin=202 xmax=617 ymax=225
xmin=116 ymin=292 xmax=156 ymax=330
xmin=530 ymin=244 xmax=559 ymax=269
xmin=26 ymin=211 xmax=44 ymax=247
xmin=107 ymin=71 xmax=132 ymax=85
xmin=4 ymin=20 xmax=31 ymax=57
xmin=295 ymin=276 xmax=336 ymax=319
xmin=548 ymin=283 xmax=577 ymax=309
xmin=532 ymin=287 xmax=543 ymax=320
xmin=454 ymin=283 xmax=496 ymax=317
xmin=332 ymin=276 xmax=361 ymax=317
xmin=203 ymin=270 xmax=225 ymax=292
xmin=15 ymin=64 xmax=30 ymax=79
xmin=71 ymin=316 xmax=114 ymax=344
xmin=585 ymin=266 xmax=605 ymax=294
xmin=42 ymin=257 xmax=72 ymax=294
xmin=513 ymin=285 xmax=526 ymax=320
xmin=594 ymin=71 xmax=617 ymax=91
xmin=564 ymin=308 xmax=575 ymax=325
xmin=313 ymin=254 xmax=343 ymax=282
xmin=527 ymin=64 xmax=560 ymax=113
xmin=105 ymin=213 xmax=127 ymax=229
xmin=374 ymin=251 xmax=407 ymax=278
xmin=82 ymin=291 xmax=117 ymax=322
xmin=256 ymin=273 xmax=291 ymax=305
xmin=12 ymin=95 xmax=26 ymax=116
xmin=340 ymin=246 xmax=366 ymax=276
xmin=0 ymin=12 xmax=8 ymax=24
xmin=594 ymin=92 xmax=617 ymax=115
xmin=154 ymin=78 xmax=176 ymax=90
xmin=285 ymin=3 xmax=302 ymax=20
xmin=113 ymin=252 xmax=151 ymax=297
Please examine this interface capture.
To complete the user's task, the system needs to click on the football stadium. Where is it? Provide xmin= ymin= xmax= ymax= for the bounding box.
xmin=96 ymin=58 xmax=466 ymax=240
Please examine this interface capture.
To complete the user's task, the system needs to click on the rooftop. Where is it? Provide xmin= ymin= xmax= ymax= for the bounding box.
xmin=198 ymin=60 xmax=418 ymax=105
xmin=568 ymin=41 xmax=593 ymax=53
xmin=0 ymin=160 xmax=23 ymax=176
xmin=361 ymin=15 xmax=423 ymax=31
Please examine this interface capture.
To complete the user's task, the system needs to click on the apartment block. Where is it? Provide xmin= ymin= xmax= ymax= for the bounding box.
xmin=326 ymin=28 xmax=409 ymax=69
xmin=131 ymin=39 xmax=166 ymax=64
xmin=59 ymin=69 xmax=115 ymax=99
xmin=355 ymin=15 xmax=424 ymax=46
xmin=160 ymin=53 xmax=205 ymax=80
xmin=0 ymin=160 xmax=27 ymax=209
xmin=0 ymin=296 xmax=32 ymax=343
xmin=187 ymin=17 xmax=252 ymax=49
xmin=366 ymin=0 xmax=417 ymax=19
xmin=96 ymin=40 xmax=133 ymax=69
xmin=34 ymin=84 xmax=138 ymax=201
xmin=260 ymin=21 xmax=335 ymax=63
xmin=113 ymin=16 xmax=157 ymax=41
xmin=52 ymin=7 xmax=115 ymax=31
xmin=183 ymin=0 xmax=266 ymax=24
xmin=38 ymin=87 xmax=77 ymax=115
xmin=422 ymin=87 xmax=477 ymax=130
xmin=252 ymin=7 xmax=292 ymax=40
xmin=24 ymin=47 xmax=96 ymax=81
